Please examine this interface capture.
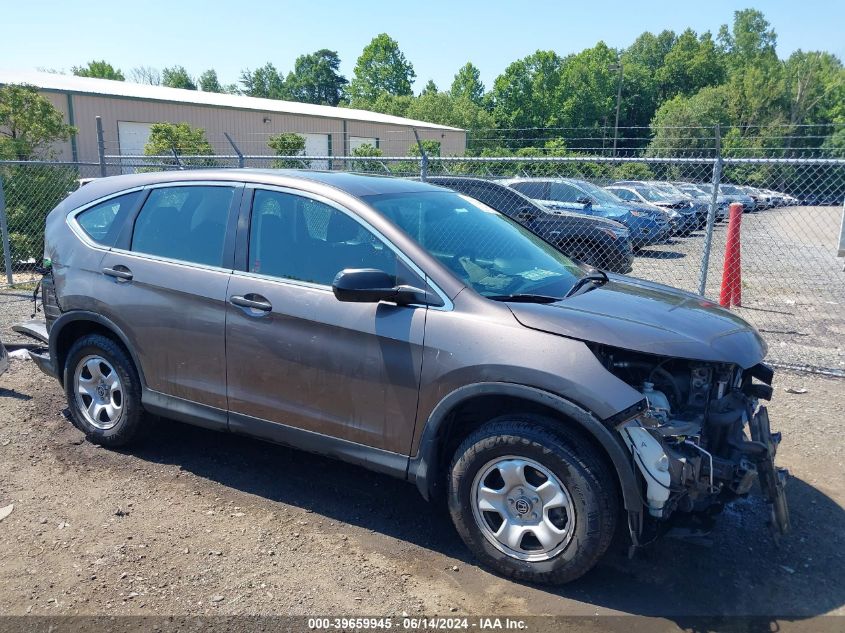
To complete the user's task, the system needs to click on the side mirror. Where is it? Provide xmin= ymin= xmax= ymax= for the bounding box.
xmin=332 ymin=269 xmax=442 ymax=307
xmin=575 ymin=196 xmax=593 ymax=206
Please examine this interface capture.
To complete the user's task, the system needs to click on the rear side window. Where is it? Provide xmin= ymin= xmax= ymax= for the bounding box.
xmin=131 ymin=186 xmax=235 ymax=267
xmin=549 ymin=182 xmax=582 ymax=202
xmin=510 ymin=181 xmax=548 ymax=199
xmin=75 ymin=191 xmax=141 ymax=246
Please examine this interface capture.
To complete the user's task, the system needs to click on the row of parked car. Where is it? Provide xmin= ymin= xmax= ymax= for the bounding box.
xmin=426 ymin=177 xmax=798 ymax=274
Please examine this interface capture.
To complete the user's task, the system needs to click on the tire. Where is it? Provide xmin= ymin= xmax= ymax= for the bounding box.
xmin=64 ymin=333 xmax=146 ymax=448
xmin=448 ymin=415 xmax=618 ymax=584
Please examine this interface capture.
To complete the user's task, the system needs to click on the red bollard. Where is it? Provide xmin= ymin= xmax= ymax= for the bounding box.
xmin=719 ymin=202 xmax=743 ymax=308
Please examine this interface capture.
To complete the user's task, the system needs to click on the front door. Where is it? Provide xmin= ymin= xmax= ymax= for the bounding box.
xmin=225 ymin=187 xmax=426 ymax=455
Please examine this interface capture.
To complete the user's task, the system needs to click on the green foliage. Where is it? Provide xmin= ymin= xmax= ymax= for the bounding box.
xmin=198 ymin=69 xmax=223 ymax=93
xmin=351 ymin=143 xmax=385 ymax=172
xmin=72 ymin=60 xmax=124 ymax=81
xmin=267 ymin=132 xmax=307 ymax=168
xmin=349 ymin=34 xmax=416 ymax=105
xmin=0 ymin=165 xmax=78 ymax=266
xmin=408 ymin=139 xmax=441 ymax=157
xmin=143 ymin=122 xmax=216 ymax=167
xmin=161 ymin=66 xmax=197 ymax=90
xmin=286 ymin=49 xmax=348 ymax=106
xmin=240 ymin=63 xmax=289 ymax=99
xmin=0 ymin=84 xmax=76 ymax=160
xmin=421 ymin=80 xmax=438 ymax=96
xmin=451 ymin=63 xmax=485 ymax=105
xmin=656 ymin=30 xmax=725 ymax=99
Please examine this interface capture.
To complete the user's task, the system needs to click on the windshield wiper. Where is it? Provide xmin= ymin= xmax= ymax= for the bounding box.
xmin=487 ymin=293 xmax=562 ymax=304
xmin=565 ymin=270 xmax=609 ymax=298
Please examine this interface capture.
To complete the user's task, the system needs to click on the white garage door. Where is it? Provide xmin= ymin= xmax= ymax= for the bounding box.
xmin=303 ymin=133 xmax=329 ymax=169
xmin=117 ymin=121 xmax=154 ymax=173
xmin=349 ymin=136 xmax=378 ymax=152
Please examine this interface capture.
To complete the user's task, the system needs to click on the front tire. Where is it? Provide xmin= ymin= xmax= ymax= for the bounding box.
xmin=448 ymin=416 xmax=618 ymax=584
xmin=64 ymin=333 xmax=146 ymax=447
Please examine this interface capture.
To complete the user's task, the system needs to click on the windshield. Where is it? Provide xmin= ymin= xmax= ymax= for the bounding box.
xmin=365 ymin=191 xmax=583 ymax=299
xmin=575 ymin=180 xmax=624 ymax=205
xmin=720 ymin=185 xmax=742 ymax=195
xmin=677 ymin=184 xmax=706 ymax=196
xmin=631 ymin=185 xmax=669 ymax=202
xmin=652 ymin=183 xmax=686 ymax=197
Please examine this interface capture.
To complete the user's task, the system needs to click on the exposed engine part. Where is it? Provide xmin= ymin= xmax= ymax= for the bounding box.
xmin=594 ymin=345 xmax=789 ymax=545
xmin=620 ymin=421 xmax=671 ymax=517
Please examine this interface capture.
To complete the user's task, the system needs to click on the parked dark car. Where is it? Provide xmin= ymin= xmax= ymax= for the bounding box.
xmin=422 ymin=177 xmax=634 ymax=274
xmin=500 ymin=178 xmax=671 ymax=248
xmin=17 ymin=169 xmax=789 ymax=585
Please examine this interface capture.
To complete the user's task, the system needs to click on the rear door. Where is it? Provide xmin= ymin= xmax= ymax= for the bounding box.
xmin=224 ymin=186 xmax=427 ymax=455
xmin=98 ymin=182 xmax=242 ymax=415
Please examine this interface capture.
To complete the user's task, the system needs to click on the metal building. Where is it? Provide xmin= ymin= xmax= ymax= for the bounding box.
xmin=0 ymin=71 xmax=465 ymax=164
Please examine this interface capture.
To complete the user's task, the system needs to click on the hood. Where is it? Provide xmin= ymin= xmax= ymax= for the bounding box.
xmin=507 ymin=275 xmax=767 ymax=368
xmin=540 ymin=199 xmax=629 ymax=219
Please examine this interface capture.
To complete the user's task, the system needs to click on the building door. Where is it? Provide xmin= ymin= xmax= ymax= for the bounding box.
xmin=117 ymin=121 xmax=154 ymax=174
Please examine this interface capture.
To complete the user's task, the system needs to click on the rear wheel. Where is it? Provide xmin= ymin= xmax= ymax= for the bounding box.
xmin=448 ymin=415 xmax=619 ymax=584
xmin=64 ymin=334 xmax=146 ymax=447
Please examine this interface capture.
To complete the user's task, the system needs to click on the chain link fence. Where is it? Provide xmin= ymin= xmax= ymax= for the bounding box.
xmin=1 ymin=128 xmax=843 ymax=375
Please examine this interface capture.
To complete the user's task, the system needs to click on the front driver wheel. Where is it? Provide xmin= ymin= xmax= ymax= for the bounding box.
xmin=448 ymin=415 xmax=618 ymax=584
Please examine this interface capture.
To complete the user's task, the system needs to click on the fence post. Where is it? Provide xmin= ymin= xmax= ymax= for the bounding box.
xmin=697 ymin=123 xmax=722 ymax=296
xmin=96 ymin=116 xmax=107 ymax=177
xmin=0 ymin=177 xmax=13 ymax=285
xmin=413 ymin=130 xmax=428 ymax=181
xmin=224 ymin=133 xmax=244 ymax=168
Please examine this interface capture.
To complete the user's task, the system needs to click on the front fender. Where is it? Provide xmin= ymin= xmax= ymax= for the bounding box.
xmin=407 ymin=381 xmax=644 ymax=512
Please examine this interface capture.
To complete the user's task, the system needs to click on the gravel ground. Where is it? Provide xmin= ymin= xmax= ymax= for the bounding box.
xmin=0 ymin=357 xmax=843 ymax=626
xmin=633 ymin=205 xmax=845 ymax=373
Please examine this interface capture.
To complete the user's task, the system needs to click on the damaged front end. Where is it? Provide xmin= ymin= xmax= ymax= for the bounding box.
xmin=594 ymin=346 xmax=790 ymax=546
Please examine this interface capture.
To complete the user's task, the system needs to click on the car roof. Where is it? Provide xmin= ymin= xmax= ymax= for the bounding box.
xmin=60 ymin=168 xmax=442 ymax=211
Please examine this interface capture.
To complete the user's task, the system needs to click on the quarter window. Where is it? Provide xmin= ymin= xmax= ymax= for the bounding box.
xmin=131 ymin=186 xmax=234 ymax=267
xmin=76 ymin=191 xmax=141 ymax=246
xmin=249 ymin=189 xmax=415 ymax=287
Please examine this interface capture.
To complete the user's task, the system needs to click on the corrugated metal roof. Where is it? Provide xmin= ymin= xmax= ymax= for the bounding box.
xmin=0 ymin=70 xmax=463 ymax=131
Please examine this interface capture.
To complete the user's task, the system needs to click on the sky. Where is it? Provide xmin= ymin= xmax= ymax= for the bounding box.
xmin=2 ymin=0 xmax=843 ymax=92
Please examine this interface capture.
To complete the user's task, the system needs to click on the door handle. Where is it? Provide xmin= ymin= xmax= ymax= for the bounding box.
xmin=230 ymin=294 xmax=272 ymax=312
xmin=102 ymin=266 xmax=133 ymax=281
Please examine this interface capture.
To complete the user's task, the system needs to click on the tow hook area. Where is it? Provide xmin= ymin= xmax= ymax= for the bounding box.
xmin=751 ymin=406 xmax=791 ymax=539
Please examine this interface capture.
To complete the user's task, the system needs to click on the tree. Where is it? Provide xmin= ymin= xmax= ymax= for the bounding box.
xmin=130 ymin=66 xmax=161 ymax=85
xmin=349 ymin=34 xmax=416 ymax=105
xmin=421 ymin=80 xmax=438 ymax=96
xmin=451 ymin=62 xmax=484 ymax=105
xmin=143 ymin=122 xmax=215 ymax=167
xmin=161 ymin=66 xmax=197 ymax=90
xmin=491 ymin=50 xmax=565 ymax=145
xmin=0 ymin=84 xmax=76 ymax=160
xmin=783 ymin=51 xmax=845 ymax=128
xmin=240 ymin=63 xmax=289 ymax=99
xmin=198 ymin=69 xmax=223 ymax=93
xmin=657 ymin=30 xmax=725 ymax=99
xmin=267 ymin=132 xmax=306 ymax=168
xmin=719 ymin=9 xmax=778 ymax=73
xmin=286 ymin=50 xmax=347 ymax=106
xmin=72 ymin=60 xmax=124 ymax=81
xmin=648 ymin=85 xmax=731 ymax=157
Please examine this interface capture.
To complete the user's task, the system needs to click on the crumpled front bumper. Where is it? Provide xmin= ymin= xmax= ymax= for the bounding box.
xmin=750 ymin=405 xmax=791 ymax=537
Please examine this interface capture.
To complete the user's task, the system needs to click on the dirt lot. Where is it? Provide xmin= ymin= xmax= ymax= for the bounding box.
xmin=0 ymin=356 xmax=843 ymax=626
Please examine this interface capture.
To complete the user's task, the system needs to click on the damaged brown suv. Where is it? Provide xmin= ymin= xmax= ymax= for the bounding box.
xmin=17 ymin=169 xmax=789 ymax=584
